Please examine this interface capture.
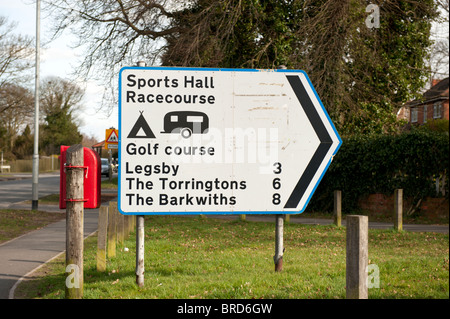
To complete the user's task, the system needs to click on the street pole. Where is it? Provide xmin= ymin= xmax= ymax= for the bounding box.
xmin=31 ymin=0 xmax=40 ymax=210
xmin=136 ymin=214 xmax=145 ymax=287
xmin=273 ymin=65 xmax=287 ymax=272
xmin=274 ymin=214 xmax=284 ymax=272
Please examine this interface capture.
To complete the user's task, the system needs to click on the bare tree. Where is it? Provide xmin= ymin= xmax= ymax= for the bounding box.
xmin=40 ymin=76 xmax=84 ymax=124
xmin=43 ymin=0 xmax=260 ymax=112
xmin=0 ymin=83 xmax=34 ymax=151
xmin=0 ymin=16 xmax=34 ymax=89
xmin=0 ymin=16 xmax=34 ymax=157
xmin=429 ymin=0 xmax=449 ymax=81
xmin=42 ymin=1 xmax=188 ymax=94
xmin=81 ymin=133 xmax=99 ymax=148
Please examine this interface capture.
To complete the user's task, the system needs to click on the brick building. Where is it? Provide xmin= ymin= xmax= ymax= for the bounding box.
xmin=398 ymin=77 xmax=449 ymax=125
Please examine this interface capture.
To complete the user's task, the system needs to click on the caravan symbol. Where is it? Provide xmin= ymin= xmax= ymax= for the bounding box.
xmin=162 ymin=111 xmax=209 ymax=138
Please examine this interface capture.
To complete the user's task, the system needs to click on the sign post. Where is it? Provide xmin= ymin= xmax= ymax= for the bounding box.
xmin=119 ymin=67 xmax=341 ymax=216
xmin=274 ymin=214 xmax=284 ymax=272
xmin=119 ymin=66 xmax=342 ymax=283
xmin=105 ymin=128 xmax=119 ymax=181
xmin=134 ymin=61 xmax=147 ymax=287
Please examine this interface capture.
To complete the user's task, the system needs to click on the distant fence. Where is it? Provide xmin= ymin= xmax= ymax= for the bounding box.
xmin=4 ymin=156 xmax=60 ymax=173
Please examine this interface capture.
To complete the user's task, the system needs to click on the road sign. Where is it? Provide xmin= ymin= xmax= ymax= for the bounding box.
xmin=104 ymin=129 xmax=119 ymax=149
xmin=119 ymin=67 xmax=342 ymax=215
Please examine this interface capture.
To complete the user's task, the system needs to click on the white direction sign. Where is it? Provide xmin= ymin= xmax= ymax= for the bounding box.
xmin=119 ymin=67 xmax=342 ymax=215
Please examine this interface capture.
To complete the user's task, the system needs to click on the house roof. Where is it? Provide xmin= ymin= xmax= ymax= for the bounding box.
xmin=92 ymin=140 xmax=105 ymax=148
xmin=406 ymin=77 xmax=449 ymax=107
xmin=423 ymin=77 xmax=449 ymax=101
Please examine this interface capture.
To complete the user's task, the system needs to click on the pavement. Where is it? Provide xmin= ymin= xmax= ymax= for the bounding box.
xmin=0 ymin=202 xmax=104 ymax=299
xmin=0 ymin=174 xmax=448 ymax=299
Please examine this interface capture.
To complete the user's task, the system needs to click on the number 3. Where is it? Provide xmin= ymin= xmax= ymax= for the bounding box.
xmin=273 ymin=162 xmax=282 ymax=174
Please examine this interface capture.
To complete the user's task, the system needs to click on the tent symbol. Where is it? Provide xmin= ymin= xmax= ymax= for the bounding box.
xmin=127 ymin=111 xmax=156 ymax=139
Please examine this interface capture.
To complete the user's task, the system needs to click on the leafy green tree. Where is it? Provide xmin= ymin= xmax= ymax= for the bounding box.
xmin=39 ymin=77 xmax=84 ymax=155
xmin=163 ymin=0 xmax=439 ymax=136
xmin=162 ymin=0 xmax=302 ymax=68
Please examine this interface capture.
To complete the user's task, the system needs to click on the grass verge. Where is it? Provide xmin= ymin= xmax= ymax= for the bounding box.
xmin=13 ymin=215 xmax=449 ymax=299
xmin=101 ymin=177 xmax=118 ymax=189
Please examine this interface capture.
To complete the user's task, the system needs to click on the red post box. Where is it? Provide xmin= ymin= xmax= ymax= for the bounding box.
xmin=59 ymin=145 xmax=101 ymax=209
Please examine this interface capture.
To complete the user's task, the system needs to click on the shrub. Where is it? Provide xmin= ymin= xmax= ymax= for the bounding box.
xmin=307 ymin=130 xmax=449 ymax=213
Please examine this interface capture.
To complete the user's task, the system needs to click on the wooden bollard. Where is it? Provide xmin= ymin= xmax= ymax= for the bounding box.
xmin=124 ymin=213 xmax=129 ymax=239
xmin=334 ymin=190 xmax=342 ymax=227
xmin=107 ymin=202 xmax=117 ymax=258
xmin=346 ymin=215 xmax=368 ymax=299
xmin=97 ymin=206 xmax=108 ymax=272
xmin=130 ymin=215 xmax=135 ymax=234
xmin=128 ymin=215 xmax=133 ymax=235
xmin=117 ymin=211 xmax=125 ymax=245
xmin=65 ymin=144 xmax=84 ymax=299
xmin=394 ymin=189 xmax=403 ymax=231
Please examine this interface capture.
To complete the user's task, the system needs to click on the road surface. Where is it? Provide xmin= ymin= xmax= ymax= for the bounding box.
xmin=0 ymin=172 xmax=60 ymax=209
xmin=0 ymin=172 xmax=115 ymax=209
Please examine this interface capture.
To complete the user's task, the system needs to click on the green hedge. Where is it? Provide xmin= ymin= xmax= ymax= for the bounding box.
xmin=307 ymin=130 xmax=449 ymax=213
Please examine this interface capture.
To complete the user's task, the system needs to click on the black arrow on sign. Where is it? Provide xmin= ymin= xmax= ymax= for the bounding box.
xmin=284 ymin=75 xmax=333 ymax=209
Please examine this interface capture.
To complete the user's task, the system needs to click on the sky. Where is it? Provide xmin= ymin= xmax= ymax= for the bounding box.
xmin=0 ymin=0 xmax=118 ymax=142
